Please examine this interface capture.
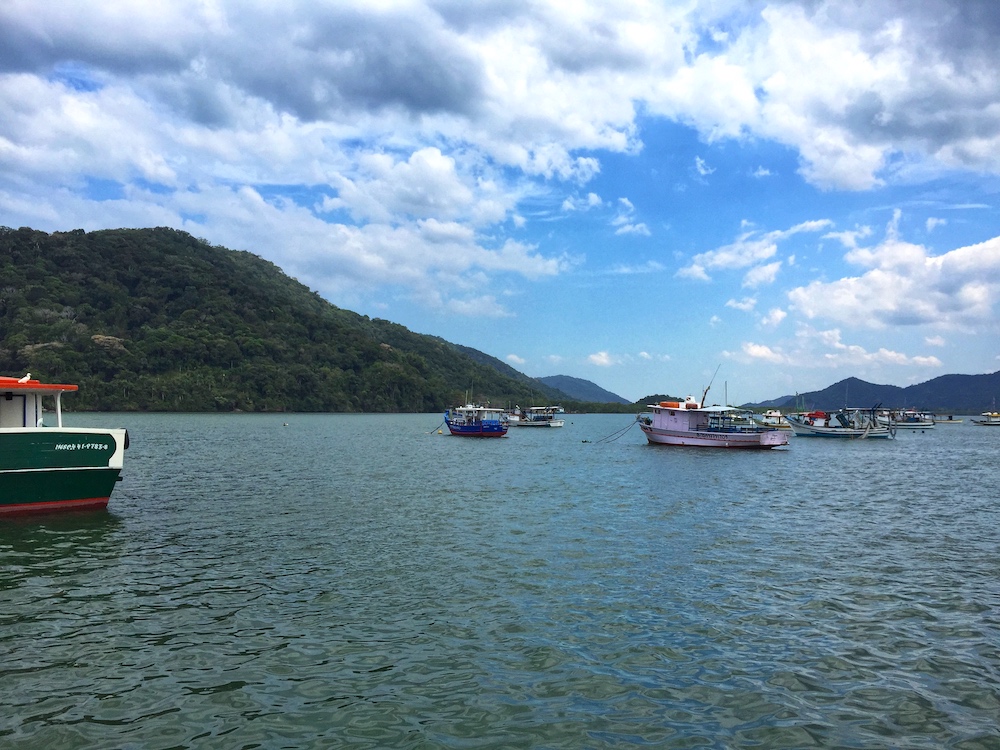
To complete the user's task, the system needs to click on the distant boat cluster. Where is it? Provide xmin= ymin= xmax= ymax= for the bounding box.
xmin=442 ymin=390 xmax=998 ymax=448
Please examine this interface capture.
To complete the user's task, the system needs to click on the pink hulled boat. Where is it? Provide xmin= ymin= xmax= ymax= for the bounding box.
xmin=639 ymin=396 xmax=788 ymax=449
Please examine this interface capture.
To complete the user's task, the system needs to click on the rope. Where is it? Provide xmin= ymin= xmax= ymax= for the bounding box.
xmin=593 ymin=415 xmax=642 ymax=444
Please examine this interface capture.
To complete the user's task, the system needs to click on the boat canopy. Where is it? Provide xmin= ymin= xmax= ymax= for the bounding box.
xmin=1 ymin=375 xmax=77 ymax=428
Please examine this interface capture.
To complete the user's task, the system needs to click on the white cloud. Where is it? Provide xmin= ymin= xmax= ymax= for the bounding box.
xmin=793 ymin=326 xmax=944 ymax=369
xmin=562 ymin=192 xmax=603 ymax=211
xmin=611 ymin=196 xmax=650 ymax=236
xmin=741 ymin=342 xmax=787 ymax=364
xmin=925 ymin=335 xmax=945 ymax=346
xmin=824 ymin=226 xmax=874 ymax=250
xmin=615 ymin=222 xmax=651 ymax=236
xmin=742 ymin=260 xmax=781 ymax=288
xmin=506 ymin=353 xmax=526 ymax=365
xmin=323 ymin=147 xmax=486 ymax=224
xmin=611 ymin=260 xmax=665 ymax=274
xmin=726 ymin=296 xmax=757 ymax=312
xmin=445 ymin=295 xmax=513 ymax=318
xmin=789 ymin=223 xmax=1000 ymax=331
xmin=588 ymin=351 xmax=618 ymax=366
xmin=732 ymin=325 xmax=944 ymax=374
xmin=926 ymin=217 xmax=946 ymax=232
xmin=680 ymin=219 xmax=830 ymax=281
xmin=760 ymin=307 xmax=787 ymax=327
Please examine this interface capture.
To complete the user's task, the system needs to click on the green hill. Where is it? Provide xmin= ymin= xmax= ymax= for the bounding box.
xmin=0 ymin=226 xmax=567 ymax=412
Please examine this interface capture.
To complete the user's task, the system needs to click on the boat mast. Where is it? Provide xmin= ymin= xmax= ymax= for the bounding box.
xmin=701 ymin=364 xmax=721 ymax=407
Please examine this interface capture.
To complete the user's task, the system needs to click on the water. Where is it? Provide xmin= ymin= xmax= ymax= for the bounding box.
xmin=2 ymin=414 xmax=999 ymax=749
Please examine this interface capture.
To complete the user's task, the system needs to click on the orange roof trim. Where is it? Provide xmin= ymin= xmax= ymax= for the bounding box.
xmin=0 ymin=377 xmax=79 ymax=392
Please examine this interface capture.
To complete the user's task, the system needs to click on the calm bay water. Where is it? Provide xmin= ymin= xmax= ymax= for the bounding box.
xmin=2 ymin=413 xmax=999 ymax=749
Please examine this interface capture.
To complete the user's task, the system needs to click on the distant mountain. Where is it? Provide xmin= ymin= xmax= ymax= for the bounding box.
xmin=538 ymin=375 xmax=629 ymax=404
xmin=454 ymin=346 xmax=572 ymax=402
xmin=745 ymin=373 xmax=1000 ymax=413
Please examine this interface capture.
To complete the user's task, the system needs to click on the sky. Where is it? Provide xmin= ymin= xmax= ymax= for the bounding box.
xmin=2 ymin=0 xmax=1000 ymax=404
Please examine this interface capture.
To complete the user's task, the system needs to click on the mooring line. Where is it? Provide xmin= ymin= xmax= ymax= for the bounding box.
xmin=592 ymin=414 xmax=641 ymax=444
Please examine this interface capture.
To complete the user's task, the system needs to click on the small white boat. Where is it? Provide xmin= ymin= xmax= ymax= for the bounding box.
xmin=932 ymin=415 xmax=963 ymax=424
xmin=971 ymin=411 xmax=1000 ymax=426
xmin=785 ymin=408 xmax=895 ymax=439
xmin=639 ymin=397 xmax=788 ymax=449
xmin=751 ymin=409 xmax=791 ymax=429
xmin=510 ymin=405 xmax=565 ymax=428
xmin=876 ymin=409 xmax=934 ymax=429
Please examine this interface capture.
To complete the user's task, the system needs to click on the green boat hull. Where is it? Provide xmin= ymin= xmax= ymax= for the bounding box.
xmin=0 ymin=428 xmax=127 ymax=514
xmin=0 ymin=468 xmax=122 ymax=513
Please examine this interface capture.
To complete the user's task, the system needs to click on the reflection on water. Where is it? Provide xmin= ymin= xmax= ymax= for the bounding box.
xmin=2 ymin=413 xmax=999 ymax=748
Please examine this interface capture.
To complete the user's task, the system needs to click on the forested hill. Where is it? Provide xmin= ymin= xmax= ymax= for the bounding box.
xmin=0 ymin=226 xmax=565 ymax=412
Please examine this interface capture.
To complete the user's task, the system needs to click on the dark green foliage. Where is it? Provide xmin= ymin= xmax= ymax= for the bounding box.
xmin=0 ymin=226 xmax=565 ymax=412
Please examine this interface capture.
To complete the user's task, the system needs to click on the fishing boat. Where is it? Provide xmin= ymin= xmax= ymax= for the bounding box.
xmin=751 ymin=409 xmax=791 ymax=430
xmin=932 ymin=415 xmax=963 ymax=424
xmin=444 ymin=404 xmax=509 ymax=437
xmin=0 ymin=374 xmax=128 ymax=515
xmin=876 ymin=408 xmax=934 ymax=429
xmin=639 ymin=396 xmax=788 ymax=449
xmin=785 ymin=408 xmax=895 ymax=439
xmin=510 ymin=405 xmax=565 ymax=428
xmin=971 ymin=411 xmax=1000 ymax=426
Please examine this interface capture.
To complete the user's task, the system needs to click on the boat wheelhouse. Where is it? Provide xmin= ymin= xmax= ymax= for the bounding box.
xmin=444 ymin=404 xmax=509 ymax=437
xmin=0 ymin=375 xmax=128 ymax=514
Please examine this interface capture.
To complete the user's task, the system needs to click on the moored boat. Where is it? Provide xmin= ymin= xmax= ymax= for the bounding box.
xmin=932 ymin=415 xmax=963 ymax=424
xmin=751 ymin=409 xmax=791 ymax=430
xmin=639 ymin=396 xmax=788 ymax=449
xmin=785 ymin=408 xmax=894 ymax=439
xmin=0 ymin=375 xmax=129 ymax=515
xmin=444 ymin=404 xmax=509 ymax=437
xmin=971 ymin=411 xmax=1000 ymax=426
xmin=511 ymin=405 xmax=565 ymax=428
xmin=876 ymin=408 xmax=934 ymax=429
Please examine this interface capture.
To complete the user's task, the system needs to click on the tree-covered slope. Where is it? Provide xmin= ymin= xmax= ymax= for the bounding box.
xmin=0 ymin=226 xmax=562 ymax=412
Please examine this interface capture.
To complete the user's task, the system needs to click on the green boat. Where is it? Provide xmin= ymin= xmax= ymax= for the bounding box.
xmin=0 ymin=374 xmax=128 ymax=515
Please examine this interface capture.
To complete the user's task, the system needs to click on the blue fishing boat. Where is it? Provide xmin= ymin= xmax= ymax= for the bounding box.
xmin=444 ymin=404 xmax=509 ymax=437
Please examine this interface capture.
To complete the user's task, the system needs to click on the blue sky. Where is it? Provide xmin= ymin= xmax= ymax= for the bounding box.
xmin=2 ymin=0 xmax=999 ymax=403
